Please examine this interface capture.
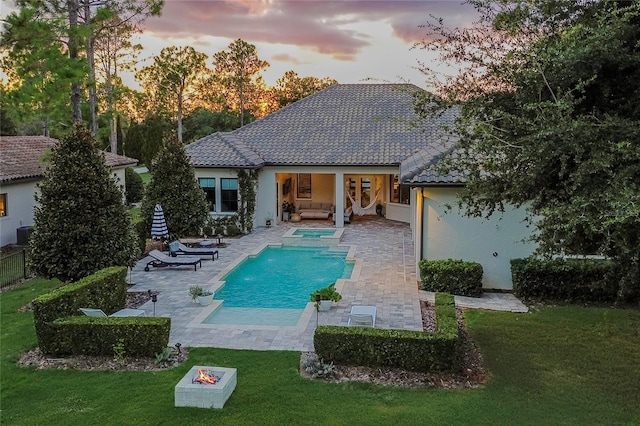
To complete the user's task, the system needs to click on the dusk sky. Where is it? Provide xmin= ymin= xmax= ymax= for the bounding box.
xmin=1 ymin=0 xmax=479 ymax=89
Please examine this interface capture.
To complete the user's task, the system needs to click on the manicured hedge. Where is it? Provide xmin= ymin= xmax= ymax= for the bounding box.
xmin=314 ymin=293 xmax=459 ymax=373
xmin=32 ymin=266 xmax=170 ymax=356
xmin=419 ymin=259 xmax=483 ymax=297
xmin=511 ymin=257 xmax=628 ymax=303
xmin=48 ymin=316 xmax=170 ymax=357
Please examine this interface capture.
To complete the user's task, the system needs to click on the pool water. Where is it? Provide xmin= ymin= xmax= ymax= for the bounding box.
xmin=204 ymin=246 xmax=353 ymax=325
xmin=292 ymin=229 xmax=336 ymax=238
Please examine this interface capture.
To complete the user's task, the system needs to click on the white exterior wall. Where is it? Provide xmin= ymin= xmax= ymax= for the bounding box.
xmin=0 ymin=180 xmax=39 ymax=246
xmin=193 ymin=168 xmax=241 ymax=216
xmin=1 ymin=166 xmax=130 ymax=248
xmin=419 ymin=187 xmax=536 ymax=290
xmin=112 ymin=168 xmax=127 ymax=199
xmin=385 ymin=202 xmax=411 ymax=223
xmin=194 ymin=165 xmax=406 ymax=229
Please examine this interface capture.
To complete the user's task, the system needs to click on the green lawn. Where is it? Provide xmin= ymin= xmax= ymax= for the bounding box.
xmin=1 ymin=279 xmax=639 ymax=425
xmin=128 ymin=207 xmax=141 ymax=223
xmin=138 ymin=171 xmax=150 ymax=185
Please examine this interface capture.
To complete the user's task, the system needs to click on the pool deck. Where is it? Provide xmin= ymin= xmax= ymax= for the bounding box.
xmin=129 ymin=217 xmax=526 ymax=352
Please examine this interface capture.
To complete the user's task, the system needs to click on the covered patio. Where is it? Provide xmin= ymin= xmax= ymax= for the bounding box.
xmin=272 ymin=170 xmax=414 ymax=227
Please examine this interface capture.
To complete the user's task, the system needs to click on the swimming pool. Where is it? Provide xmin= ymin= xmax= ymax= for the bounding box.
xmin=203 ymin=245 xmax=354 ymax=325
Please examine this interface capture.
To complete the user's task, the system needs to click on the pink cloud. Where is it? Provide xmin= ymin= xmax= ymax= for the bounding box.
xmin=144 ymin=0 xmax=478 ymax=59
xmin=271 ymin=52 xmax=308 ymax=65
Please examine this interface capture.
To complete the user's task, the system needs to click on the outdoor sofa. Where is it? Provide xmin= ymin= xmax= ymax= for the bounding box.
xmin=296 ymin=201 xmax=334 ymax=219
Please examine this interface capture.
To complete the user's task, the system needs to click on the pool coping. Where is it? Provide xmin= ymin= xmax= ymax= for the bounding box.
xmin=185 ymin=242 xmax=361 ymax=332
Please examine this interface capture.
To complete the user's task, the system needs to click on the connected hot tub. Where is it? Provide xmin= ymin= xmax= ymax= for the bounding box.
xmin=281 ymin=227 xmax=344 ymax=246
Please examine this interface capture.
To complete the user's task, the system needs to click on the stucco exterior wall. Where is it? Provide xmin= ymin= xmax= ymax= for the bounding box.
xmin=385 ymin=202 xmax=411 ymax=223
xmin=194 ymin=165 xmax=405 ymax=229
xmin=192 ymin=168 xmax=241 ymax=213
xmin=1 ymin=166 xmax=130 ymax=248
xmin=419 ymin=187 xmax=537 ymax=290
xmin=0 ymin=180 xmax=39 ymax=247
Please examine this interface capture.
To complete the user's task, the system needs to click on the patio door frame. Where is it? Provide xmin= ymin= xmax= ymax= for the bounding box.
xmin=345 ymin=174 xmax=375 ymax=209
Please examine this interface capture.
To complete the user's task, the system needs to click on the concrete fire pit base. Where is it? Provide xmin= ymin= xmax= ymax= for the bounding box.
xmin=175 ymin=366 xmax=237 ymax=409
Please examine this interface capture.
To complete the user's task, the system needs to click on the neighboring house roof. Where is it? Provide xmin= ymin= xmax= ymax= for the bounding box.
xmin=0 ymin=136 xmax=138 ymax=184
xmin=186 ymin=84 xmax=459 ymax=168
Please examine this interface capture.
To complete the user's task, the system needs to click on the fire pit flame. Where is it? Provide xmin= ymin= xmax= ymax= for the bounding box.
xmin=193 ymin=368 xmax=220 ymax=385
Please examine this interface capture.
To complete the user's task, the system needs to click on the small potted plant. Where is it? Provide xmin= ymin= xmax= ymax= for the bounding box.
xmin=310 ymin=283 xmax=342 ymax=311
xmin=189 ymin=285 xmax=214 ymax=306
xmin=282 ymin=201 xmax=294 ymax=221
xmin=265 ymin=212 xmax=274 ymax=228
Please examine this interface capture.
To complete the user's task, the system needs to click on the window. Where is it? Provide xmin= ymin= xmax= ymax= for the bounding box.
xmin=297 ymin=173 xmax=311 ymax=199
xmin=390 ymin=175 xmax=410 ymax=205
xmin=198 ymin=178 xmax=216 ymax=212
xmin=0 ymin=194 xmax=5 ymax=217
xmin=221 ymin=178 xmax=238 ymax=212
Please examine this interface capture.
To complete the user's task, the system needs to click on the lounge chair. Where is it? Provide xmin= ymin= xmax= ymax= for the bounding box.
xmin=347 ymin=305 xmax=377 ymax=327
xmin=169 ymin=241 xmax=219 ymax=261
xmin=144 ymin=249 xmax=202 ymax=271
xmin=79 ymin=307 xmax=146 ymax=317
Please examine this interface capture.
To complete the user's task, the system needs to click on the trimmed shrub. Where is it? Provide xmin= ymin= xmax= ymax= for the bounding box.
xmin=135 ymin=220 xmax=149 ymax=255
xmin=32 ymin=266 xmax=170 ymax=356
xmin=511 ymin=257 xmax=630 ymax=303
xmin=314 ymin=293 xmax=459 ymax=373
xmin=419 ymin=259 xmax=483 ymax=297
xmin=48 ymin=316 xmax=170 ymax=357
xmin=125 ymin=167 xmax=145 ymax=204
xmin=140 ymin=134 xmax=208 ymax=239
xmin=29 ymin=125 xmax=139 ymax=282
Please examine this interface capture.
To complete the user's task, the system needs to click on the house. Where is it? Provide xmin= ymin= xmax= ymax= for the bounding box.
xmin=0 ymin=136 xmax=137 ymax=247
xmin=185 ymin=84 xmax=536 ymax=289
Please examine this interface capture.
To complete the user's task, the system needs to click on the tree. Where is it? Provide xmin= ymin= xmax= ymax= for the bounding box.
xmin=136 ymin=46 xmax=208 ymax=142
xmin=2 ymin=0 xmax=162 ymax=131
xmin=1 ymin=4 xmax=79 ymax=136
xmin=0 ymin=85 xmax=18 ymax=136
xmin=140 ymin=133 xmax=208 ymax=238
xmin=121 ymin=112 xmax=169 ymax=164
xmin=415 ymin=0 xmax=640 ymax=299
xmin=83 ymin=0 xmax=163 ymax=136
xmin=124 ymin=167 xmax=144 ymax=204
xmin=274 ymin=70 xmax=337 ymax=108
xmin=29 ymin=125 xmax=139 ymax=282
xmin=182 ymin=107 xmax=239 ymax=143
xmin=212 ymin=39 xmax=269 ymax=127
xmin=93 ymin=15 xmax=142 ymax=153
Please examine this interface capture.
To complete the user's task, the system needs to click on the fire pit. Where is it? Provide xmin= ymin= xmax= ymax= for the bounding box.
xmin=175 ymin=366 xmax=237 ymax=409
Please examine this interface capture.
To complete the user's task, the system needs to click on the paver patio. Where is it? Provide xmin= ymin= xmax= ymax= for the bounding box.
xmin=129 ymin=217 xmax=526 ymax=351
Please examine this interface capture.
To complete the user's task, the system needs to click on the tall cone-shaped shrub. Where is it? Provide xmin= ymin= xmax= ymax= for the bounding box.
xmin=140 ymin=133 xmax=208 ymax=239
xmin=29 ymin=125 xmax=139 ymax=282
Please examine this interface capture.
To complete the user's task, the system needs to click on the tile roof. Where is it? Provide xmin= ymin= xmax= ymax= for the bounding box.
xmin=400 ymin=148 xmax=467 ymax=185
xmin=188 ymin=133 xmax=265 ymax=168
xmin=0 ymin=136 xmax=137 ymax=183
xmin=186 ymin=84 xmax=459 ymax=168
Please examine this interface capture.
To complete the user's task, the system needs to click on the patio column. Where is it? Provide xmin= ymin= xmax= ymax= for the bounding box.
xmin=334 ymin=171 xmax=344 ymax=228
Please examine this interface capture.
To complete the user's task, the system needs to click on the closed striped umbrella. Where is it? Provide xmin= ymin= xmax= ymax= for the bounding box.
xmin=151 ymin=203 xmax=169 ymax=240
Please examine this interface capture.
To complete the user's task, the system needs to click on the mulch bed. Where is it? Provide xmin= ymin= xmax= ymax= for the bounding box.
xmin=300 ymin=301 xmax=488 ymax=388
xmin=18 ymin=294 xmax=488 ymax=388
